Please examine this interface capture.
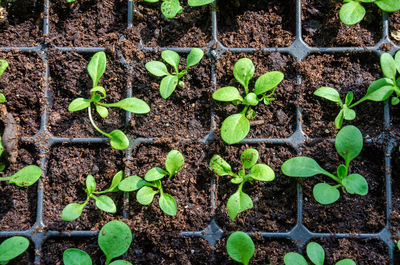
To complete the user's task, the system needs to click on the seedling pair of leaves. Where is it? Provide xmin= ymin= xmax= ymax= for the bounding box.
xmin=210 ymin=148 xmax=275 ymax=220
xmin=0 ymin=236 xmax=30 ymax=265
xmin=61 ymin=171 xmax=123 ymax=221
xmin=63 ymin=220 xmax=132 ymax=265
xmin=144 ymin=0 xmax=214 ymax=19
xmin=340 ymin=0 xmax=400 ymax=25
xmin=145 ymin=48 xmax=204 ymax=99
xmin=118 ymin=150 xmax=184 ymax=216
xmin=226 ymin=231 xmax=255 ymax=265
xmin=212 ymin=58 xmax=284 ymax=144
xmin=284 ymin=241 xmax=355 ymax=265
xmin=0 ymin=165 xmax=42 ymax=187
xmin=314 ymin=51 xmax=400 ymax=129
xmin=282 ymin=125 xmax=368 ymax=204
xmin=68 ymin=52 xmax=150 ymax=150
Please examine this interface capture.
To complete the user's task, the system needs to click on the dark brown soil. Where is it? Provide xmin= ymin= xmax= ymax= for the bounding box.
xmin=389 ymin=150 xmax=400 ymax=238
xmin=389 ymin=11 xmax=400 ymax=46
xmin=302 ymin=0 xmax=381 ymax=47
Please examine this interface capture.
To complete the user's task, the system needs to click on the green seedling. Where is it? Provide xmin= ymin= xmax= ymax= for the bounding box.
xmin=0 ymin=236 xmax=30 ymax=265
xmin=314 ymin=51 xmax=400 ymax=129
xmin=209 ymin=148 xmax=275 ymax=221
xmin=0 ymin=165 xmax=42 ymax=186
xmin=68 ymin=52 xmax=150 ymax=150
xmin=145 ymin=48 xmax=204 ymax=99
xmin=0 ymin=59 xmax=7 ymax=103
xmin=340 ymin=0 xmax=400 ymax=25
xmin=118 ymin=150 xmax=184 ymax=216
xmin=61 ymin=171 xmax=123 ymax=221
xmin=63 ymin=220 xmax=133 ymax=265
xmin=284 ymin=241 xmax=356 ymax=265
xmin=212 ymin=58 xmax=284 ymax=144
xmin=398 ymin=240 xmax=400 ymax=251
xmin=282 ymin=125 xmax=368 ymax=205
xmin=226 ymin=231 xmax=255 ymax=265
xmin=144 ymin=0 xmax=214 ymax=19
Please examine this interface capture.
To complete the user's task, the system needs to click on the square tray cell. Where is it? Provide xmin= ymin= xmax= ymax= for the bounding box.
xmin=43 ymin=144 xmax=125 ymax=231
xmin=48 ymin=51 xmax=127 ymax=138
xmin=125 ymin=141 xmax=211 ymax=232
xmin=302 ymin=0 xmax=381 ymax=47
xmin=48 ymin=0 xmax=127 ymax=47
xmin=217 ymin=0 xmax=296 ymax=48
xmin=0 ymin=0 xmax=43 ymax=47
xmin=214 ymin=52 xmax=297 ymax=139
xmin=0 ymin=144 xmax=38 ymax=231
xmin=0 ymin=52 xmax=43 ymax=137
xmin=133 ymin=2 xmax=211 ymax=48
xmin=127 ymin=52 xmax=212 ymax=140
xmin=214 ymin=144 xmax=297 ymax=232
xmin=301 ymin=141 xmax=386 ymax=233
xmin=299 ymin=53 xmax=383 ymax=139
xmin=389 ymin=11 xmax=400 ymax=46
xmin=0 ymin=237 xmax=35 ymax=265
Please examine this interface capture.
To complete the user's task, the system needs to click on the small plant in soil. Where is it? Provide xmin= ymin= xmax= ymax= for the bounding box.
xmin=212 ymin=58 xmax=284 ymax=144
xmin=61 ymin=171 xmax=123 ymax=221
xmin=339 ymin=0 xmax=400 ymax=25
xmin=226 ymin=231 xmax=255 ymax=265
xmin=282 ymin=125 xmax=368 ymax=205
xmin=63 ymin=220 xmax=133 ymax=265
xmin=68 ymin=52 xmax=150 ymax=150
xmin=0 ymin=236 xmax=30 ymax=264
xmin=0 ymin=165 xmax=42 ymax=186
xmin=144 ymin=0 xmax=214 ymax=19
xmin=145 ymin=48 xmax=204 ymax=99
xmin=209 ymin=148 xmax=275 ymax=221
xmin=0 ymin=59 xmax=8 ymax=103
xmin=284 ymin=241 xmax=356 ymax=265
xmin=118 ymin=150 xmax=184 ymax=216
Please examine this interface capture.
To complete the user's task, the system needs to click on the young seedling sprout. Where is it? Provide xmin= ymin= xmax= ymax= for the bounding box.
xmin=0 ymin=59 xmax=7 ymax=103
xmin=118 ymin=150 xmax=184 ymax=216
xmin=68 ymin=52 xmax=150 ymax=150
xmin=226 ymin=231 xmax=255 ymax=265
xmin=0 ymin=236 xmax=30 ymax=264
xmin=284 ymin=241 xmax=356 ymax=265
xmin=282 ymin=125 xmax=368 ymax=205
xmin=143 ymin=0 xmax=214 ymax=19
xmin=209 ymin=148 xmax=275 ymax=221
xmin=315 ymin=50 xmax=400 ymax=129
xmin=212 ymin=58 xmax=284 ymax=144
xmin=339 ymin=0 xmax=400 ymax=25
xmin=61 ymin=171 xmax=123 ymax=221
xmin=0 ymin=165 xmax=42 ymax=187
xmin=145 ymin=48 xmax=204 ymax=99
xmin=63 ymin=220 xmax=133 ymax=265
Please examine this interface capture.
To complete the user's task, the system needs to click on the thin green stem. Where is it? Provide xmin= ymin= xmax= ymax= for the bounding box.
xmin=0 ymin=176 xmax=11 ymax=181
xmin=88 ymin=105 xmax=110 ymax=138
xmin=323 ymin=171 xmax=342 ymax=184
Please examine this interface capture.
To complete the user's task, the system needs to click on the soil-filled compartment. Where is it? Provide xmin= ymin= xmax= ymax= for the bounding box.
xmin=389 ymin=11 xmax=400 ymax=47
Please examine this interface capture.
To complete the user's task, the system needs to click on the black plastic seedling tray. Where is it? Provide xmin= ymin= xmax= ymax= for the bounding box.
xmin=0 ymin=0 xmax=399 ymax=264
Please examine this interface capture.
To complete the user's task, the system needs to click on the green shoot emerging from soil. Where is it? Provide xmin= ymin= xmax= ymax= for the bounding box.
xmin=209 ymin=148 xmax=275 ymax=221
xmin=282 ymin=125 xmax=368 ymax=205
xmin=144 ymin=0 xmax=214 ymax=19
xmin=226 ymin=231 xmax=255 ymax=265
xmin=212 ymin=58 xmax=284 ymax=144
xmin=0 ymin=59 xmax=7 ymax=103
xmin=314 ymin=51 xmax=400 ymax=129
xmin=340 ymin=0 xmax=400 ymax=25
xmin=0 ymin=236 xmax=30 ymax=265
xmin=145 ymin=48 xmax=204 ymax=99
xmin=68 ymin=52 xmax=150 ymax=150
xmin=61 ymin=171 xmax=123 ymax=221
xmin=63 ymin=220 xmax=133 ymax=265
xmin=0 ymin=165 xmax=42 ymax=187
xmin=118 ymin=150 xmax=184 ymax=216
xmin=284 ymin=241 xmax=356 ymax=265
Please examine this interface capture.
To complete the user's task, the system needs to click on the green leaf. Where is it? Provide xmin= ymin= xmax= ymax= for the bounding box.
xmin=375 ymin=0 xmax=400 ymax=12
xmin=98 ymin=221 xmax=132 ymax=264
xmin=362 ymin=78 xmax=394 ymax=102
xmin=160 ymin=75 xmax=179 ymax=99
xmin=313 ymin=183 xmax=340 ymax=204
xmin=343 ymin=106 xmax=356 ymax=120
xmin=109 ymin=261 xmax=133 ymax=265
xmin=159 ymin=193 xmax=177 ymax=216
xmin=165 ymin=150 xmax=184 ymax=177
xmin=63 ymin=249 xmax=92 ymax=265
xmin=342 ymin=174 xmax=368 ymax=195
xmin=335 ymin=125 xmax=363 ymax=164
xmin=339 ymin=1 xmax=366 ymax=25
xmin=240 ymin=149 xmax=259 ymax=169
xmin=186 ymin=48 xmax=204 ymax=68
xmin=335 ymin=259 xmax=356 ymax=265
xmin=381 ymin=53 xmax=397 ymax=80
xmin=93 ymin=195 xmax=116 ymax=213
xmin=306 ymin=242 xmax=325 ymax=265
xmin=107 ymin=98 xmax=150 ymax=114
xmin=337 ymin=164 xmax=347 ymax=179
xmin=221 ymin=114 xmax=250 ymax=144
xmin=61 ymin=203 xmax=85 ymax=221
xmin=86 ymin=174 xmax=96 ymax=194
xmin=161 ymin=0 xmax=183 ymax=18
xmin=145 ymin=61 xmax=169 ymax=77
xmin=233 ymin=58 xmax=255 ymax=88
xmin=136 ymin=186 xmax=157 ymax=205
xmin=281 ymin=157 xmax=329 ymax=177
xmin=188 ymin=0 xmax=214 ymax=6
xmin=9 ymin=165 xmax=42 ymax=187
xmin=212 ymin=86 xmax=243 ymax=102
xmin=118 ymin=176 xmax=146 ymax=192
xmin=0 ymin=236 xmax=29 ymax=263
xmin=254 ymin=71 xmax=284 ymax=95
xmin=335 ymin=109 xmax=345 ymax=129
xmin=69 ymin=98 xmax=91 ymax=112
xmin=145 ymin=167 xmax=168 ymax=181
xmin=95 ymin=105 xmax=109 ymax=118
xmin=0 ymin=93 xmax=5 ymax=103
xmin=227 ymin=190 xmax=253 ymax=221
xmin=395 ymin=50 xmax=400 ymax=74
xmin=398 ymin=240 xmax=400 ymax=251
xmin=88 ymin=52 xmax=106 ymax=87
xmin=162 ymin=50 xmax=180 ymax=70
xmin=392 ymin=97 xmax=400 ymax=105
xmin=209 ymin=155 xmax=233 ymax=176
xmin=91 ymin=86 xmax=106 ymax=99
xmin=109 ymin=130 xmax=129 ymax=150
xmin=284 ymin=252 xmax=308 ymax=265
xmin=226 ymin=231 xmax=255 ymax=265
xmin=0 ymin=59 xmax=8 ymax=78
xmin=243 ymin=93 xmax=258 ymax=106
xmin=345 ymin=92 xmax=354 ymax=105
xmin=249 ymin=164 xmax=275 ymax=182
xmin=314 ymin=87 xmax=342 ymax=104
xmin=104 ymin=171 xmax=123 ymax=192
